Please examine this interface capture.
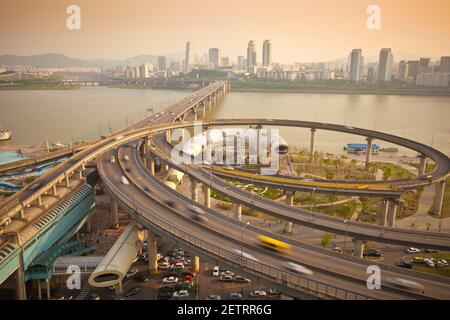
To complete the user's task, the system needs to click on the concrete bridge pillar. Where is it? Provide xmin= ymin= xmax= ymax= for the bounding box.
xmin=204 ymin=186 xmax=211 ymax=208
xmin=37 ymin=195 xmax=43 ymax=207
xmin=190 ymin=178 xmax=199 ymax=202
xmin=365 ymin=137 xmax=373 ymax=170
xmin=283 ymin=191 xmax=295 ymax=234
xmin=85 ymin=219 xmax=92 ymax=233
xmin=166 ymin=130 xmax=171 ymax=143
xmin=310 ymin=128 xmax=316 ymax=163
xmin=52 ymin=184 xmax=58 ymax=196
xmin=433 ymin=180 xmax=446 ymax=216
xmin=352 ymin=239 xmax=365 ymax=258
xmin=419 ymin=154 xmax=427 ymax=176
xmin=111 ymin=196 xmax=119 ymax=229
xmin=36 ymin=280 xmax=42 ymax=300
xmin=147 ymin=232 xmax=158 ymax=274
xmin=15 ymin=261 xmax=27 ymax=300
xmin=388 ymin=201 xmax=397 ymax=227
xmin=150 ymin=157 xmax=155 ymax=175
xmin=65 ymin=172 xmax=70 ymax=187
xmin=45 ymin=279 xmax=51 ymax=300
xmin=115 ymin=281 xmax=123 ymax=295
xmin=193 ymin=109 xmax=198 ymax=121
xmin=192 ymin=256 xmax=200 ymax=273
xmin=380 ymin=199 xmax=389 ymax=226
xmin=208 ymin=98 xmax=212 ymax=111
xmin=233 ymin=203 xmax=242 ymax=221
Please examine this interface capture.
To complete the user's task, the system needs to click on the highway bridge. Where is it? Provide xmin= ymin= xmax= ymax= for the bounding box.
xmin=1 ymin=80 xmax=449 ymax=300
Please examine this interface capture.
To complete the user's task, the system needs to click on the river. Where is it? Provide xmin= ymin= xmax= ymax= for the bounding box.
xmin=1 ymin=87 xmax=449 ymax=158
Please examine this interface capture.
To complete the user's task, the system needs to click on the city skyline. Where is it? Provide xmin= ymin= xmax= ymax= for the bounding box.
xmin=1 ymin=0 xmax=450 ymax=64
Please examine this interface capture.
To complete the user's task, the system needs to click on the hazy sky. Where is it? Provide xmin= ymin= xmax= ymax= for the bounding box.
xmin=1 ymin=0 xmax=449 ymax=63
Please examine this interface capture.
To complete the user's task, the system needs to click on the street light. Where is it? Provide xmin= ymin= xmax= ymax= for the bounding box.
xmin=240 ymin=222 xmax=250 ymax=268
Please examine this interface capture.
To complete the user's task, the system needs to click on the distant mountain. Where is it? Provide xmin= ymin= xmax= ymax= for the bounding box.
xmin=0 ymin=52 xmax=185 ymax=69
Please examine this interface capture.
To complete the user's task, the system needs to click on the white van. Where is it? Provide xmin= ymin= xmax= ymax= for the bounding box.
xmin=121 ymin=176 xmax=129 ymax=185
xmin=212 ymin=266 xmax=219 ymax=277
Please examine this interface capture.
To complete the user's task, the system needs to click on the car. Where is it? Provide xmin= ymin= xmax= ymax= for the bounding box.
xmin=158 ymin=286 xmax=175 ymax=293
xmin=385 ymin=277 xmax=424 ymax=292
xmin=121 ymin=176 xmax=129 ymax=185
xmin=396 ymin=261 xmax=413 ymax=269
xmin=157 ymin=253 xmax=163 ymax=260
xmin=157 ymin=292 xmax=173 ymax=300
xmin=267 ymin=289 xmax=280 ymax=296
xmin=110 ymin=156 xmax=116 ymax=163
xmin=183 ymin=275 xmax=193 ymax=282
xmin=220 ymin=270 xmax=234 ymax=277
xmin=212 ymin=266 xmax=220 ymax=277
xmin=235 ymin=275 xmax=251 ymax=283
xmin=139 ymin=252 xmax=148 ymax=261
xmin=219 ymin=275 xmax=233 ymax=282
xmin=249 ymin=290 xmax=267 ymax=297
xmin=162 ymin=276 xmax=179 ymax=284
xmin=126 ymin=268 xmax=138 ymax=278
xmin=88 ymin=293 xmax=101 ymax=300
xmin=180 ymin=271 xmax=196 ymax=278
xmin=364 ymin=249 xmax=382 ymax=257
xmin=125 ymin=288 xmax=142 ymax=297
xmin=136 ymin=273 xmax=149 ymax=282
xmin=406 ymin=247 xmax=421 ymax=254
xmin=123 ymin=155 xmax=129 ymax=161
xmin=333 ymin=247 xmax=343 ymax=253
xmin=173 ymin=290 xmax=190 ymax=299
xmin=205 ymin=295 xmax=221 ymax=300
xmin=232 ymin=249 xmax=259 ymax=262
xmin=164 ymin=200 xmax=176 ymax=208
xmin=158 ymin=262 xmax=170 ymax=270
xmin=413 ymin=256 xmax=425 ymax=264
xmin=424 ymin=258 xmax=435 ymax=267
xmin=184 ymin=259 xmax=191 ymax=266
xmin=436 ymin=260 xmax=444 ymax=268
xmin=283 ymin=261 xmax=314 ymax=276
xmin=174 ymin=262 xmax=184 ymax=270
xmin=439 ymin=259 xmax=448 ymax=267
xmin=229 ymin=292 xmax=243 ymax=300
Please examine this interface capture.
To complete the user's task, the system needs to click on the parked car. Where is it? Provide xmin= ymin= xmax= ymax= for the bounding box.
xmin=183 ymin=275 xmax=193 ymax=282
xmin=175 ymin=281 xmax=193 ymax=291
xmin=235 ymin=275 xmax=251 ymax=283
xmin=180 ymin=271 xmax=196 ymax=278
xmin=229 ymin=292 xmax=243 ymax=300
xmin=125 ymin=288 xmax=141 ymax=298
xmin=219 ymin=275 xmax=233 ymax=282
xmin=174 ymin=262 xmax=184 ymax=270
xmin=413 ymin=256 xmax=425 ymax=264
xmin=267 ymin=289 xmax=281 ymax=296
xmin=173 ymin=290 xmax=190 ymax=299
xmin=126 ymin=268 xmax=139 ymax=278
xmin=162 ymin=276 xmax=179 ymax=284
xmin=424 ymin=258 xmax=435 ymax=268
xmin=212 ymin=266 xmax=220 ymax=277
xmin=206 ymin=295 xmax=221 ymax=300
xmin=406 ymin=247 xmax=421 ymax=254
xmin=396 ymin=261 xmax=413 ymax=269
xmin=364 ymin=248 xmax=382 ymax=257
xmin=333 ymin=247 xmax=343 ymax=253
xmin=249 ymin=290 xmax=267 ymax=297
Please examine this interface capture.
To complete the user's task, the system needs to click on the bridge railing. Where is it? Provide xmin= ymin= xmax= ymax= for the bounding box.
xmin=100 ymin=165 xmax=372 ymax=300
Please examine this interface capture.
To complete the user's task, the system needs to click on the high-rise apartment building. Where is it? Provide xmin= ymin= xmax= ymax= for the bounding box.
xmin=262 ymin=40 xmax=272 ymax=66
xmin=440 ymin=56 xmax=450 ymax=73
xmin=209 ymin=48 xmax=221 ymax=68
xmin=349 ymin=49 xmax=364 ymax=81
xmin=377 ymin=48 xmax=393 ymax=82
xmin=185 ymin=42 xmax=193 ymax=72
xmin=247 ymin=41 xmax=257 ymax=71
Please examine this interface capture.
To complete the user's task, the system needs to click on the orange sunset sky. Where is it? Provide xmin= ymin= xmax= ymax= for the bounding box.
xmin=0 ymin=0 xmax=449 ymax=63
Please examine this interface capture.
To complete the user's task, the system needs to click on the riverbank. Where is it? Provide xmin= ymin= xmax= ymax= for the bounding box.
xmin=0 ymin=82 xmax=81 ymax=90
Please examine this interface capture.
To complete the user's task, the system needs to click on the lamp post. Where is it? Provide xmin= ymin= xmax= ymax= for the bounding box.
xmin=240 ymin=222 xmax=250 ymax=268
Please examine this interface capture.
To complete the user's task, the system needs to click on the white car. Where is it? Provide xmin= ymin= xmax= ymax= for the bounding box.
xmin=386 ymin=277 xmax=424 ymax=291
xmin=406 ymin=247 xmax=421 ymax=254
xmin=206 ymin=295 xmax=221 ymax=300
xmin=123 ymin=155 xmax=129 ymax=161
xmin=424 ymin=258 xmax=435 ymax=267
xmin=212 ymin=266 xmax=219 ymax=277
xmin=156 ymin=253 xmax=163 ymax=261
xmin=232 ymin=249 xmax=259 ymax=262
xmin=249 ymin=290 xmax=267 ymax=297
xmin=162 ymin=276 xmax=179 ymax=284
xmin=110 ymin=156 xmax=116 ymax=163
xmin=283 ymin=262 xmax=314 ymax=276
xmin=126 ymin=268 xmax=138 ymax=278
xmin=121 ymin=176 xmax=129 ymax=185
xmin=173 ymin=290 xmax=189 ymax=298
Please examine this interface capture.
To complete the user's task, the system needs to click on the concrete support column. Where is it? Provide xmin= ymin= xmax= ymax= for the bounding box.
xmin=65 ymin=173 xmax=70 ymax=187
xmin=203 ymin=104 xmax=206 ymax=118
xmin=192 ymin=256 xmax=200 ymax=273
xmin=208 ymin=99 xmax=212 ymax=111
xmin=147 ymin=232 xmax=158 ymax=274
xmin=419 ymin=154 xmax=427 ymax=176
xmin=20 ymin=208 xmax=25 ymax=219
xmin=283 ymin=191 xmax=294 ymax=234
xmin=37 ymin=195 xmax=42 ymax=207
xmin=111 ymin=196 xmax=119 ymax=229
xmin=45 ymin=279 xmax=51 ymax=300
xmin=380 ymin=199 xmax=389 ymax=226
xmin=433 ymin=181 xmax=446 ymax=216
xmin=190 ymin=178 xmax=199 ymax=202
xmin=115 ymin=282 xmax=123 ymax=295
xmin=52 ymin=184 xmax=57 ymax=196
xmin=310 ymin=128 xmax=316 ymax=163
xmin=232 ymin=203 xmax=242 ymax=221
xmin=204 ymin=186 xmax=211 ymax=208
xmin=166 ymin=130 xmax=171 ymax=143
xmin=37 ymin=280 xmax=42 ymax=300
xmin=365 ymin=137 xmax=373 ymax=169
xmin=193 ymin=110 xmax=198 ymax=121
xmin=85 ymin=219 xmax=92 ymax=233
xmin=16 ymin=262 xmax=27 ymax=300
xmin=353 ymin=239 xmax=365 ymax=258
xmin=388 ymin=201 xmax=397 ymax=227
xmin=150 ymin=158 xmax=155 ymax=175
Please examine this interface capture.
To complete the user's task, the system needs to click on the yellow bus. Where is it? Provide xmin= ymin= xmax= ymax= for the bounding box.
xmin=257 ymin=235 xmax=291 ymax=254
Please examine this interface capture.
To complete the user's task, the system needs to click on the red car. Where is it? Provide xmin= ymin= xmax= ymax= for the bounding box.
xmin=183 ymin=275 xmax=193 ymax=282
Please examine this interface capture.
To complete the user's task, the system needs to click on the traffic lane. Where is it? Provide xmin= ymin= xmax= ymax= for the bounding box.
xmin=114 ymin=146 xmax=411 ymax=300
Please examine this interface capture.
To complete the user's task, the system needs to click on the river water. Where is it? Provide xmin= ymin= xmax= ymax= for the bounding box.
xmin=1 ymin=87 xmax=449 ymax=157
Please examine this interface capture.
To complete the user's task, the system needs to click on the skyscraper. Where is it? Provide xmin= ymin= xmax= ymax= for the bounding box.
xmin=247 ymin=41 xmax=257 ymax=71
xmin=208 ymin=48 xmax=221 ymax=68
xmin=418 ymin=58 xmax=432 ymax=75
xmin=158 ymin=56 xmax=166 ymax=71
xmin=237 ymin=56 xmax=246 ymax=69
xmin=377 ymin=48 xmax=393 ymax=82
xmin=262 ymin=40 xmax=272 ymax=66
xmin=440 ymin=56 xmax=450 ymax=73
xmin=349 ymin=49 xmax=364 ymax=81
xmin=398 ymin=60 xmax=409 ymax=81
xmin=185 ymin=42 xmax=193 ymax=73
xmin=407 ymin=60 xmax=420 ymax=79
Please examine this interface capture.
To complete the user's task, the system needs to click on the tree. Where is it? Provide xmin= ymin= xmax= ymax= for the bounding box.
xmin=321 ymin=233 xmax=333 ymax=247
